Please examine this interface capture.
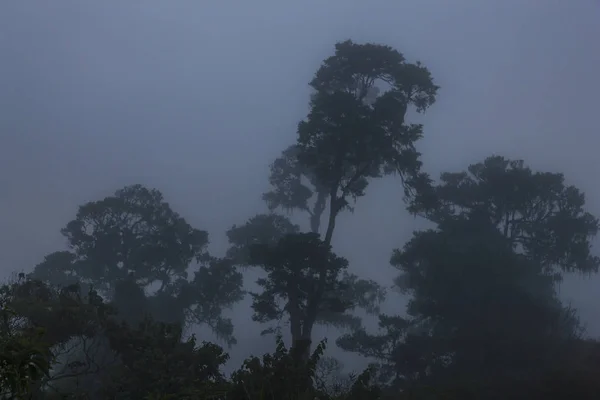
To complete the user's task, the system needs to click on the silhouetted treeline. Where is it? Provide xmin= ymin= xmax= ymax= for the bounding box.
xmin=2 ymin=40 xmax=600 ymax=399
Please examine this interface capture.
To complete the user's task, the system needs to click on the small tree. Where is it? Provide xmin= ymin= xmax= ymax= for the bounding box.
xmin=0 ymin=301 xmax=51 ymax=398
xmin=0 ymin=277 xmax=113 ymax=398
xmin=103 ymin=318 xmax=229 ymax=399
xmin=229 ymin=335 xmax=383 ymax=400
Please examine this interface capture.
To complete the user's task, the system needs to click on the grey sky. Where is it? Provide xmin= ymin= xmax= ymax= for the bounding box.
xmin=1 ymin=0 xmax=599 ymax=370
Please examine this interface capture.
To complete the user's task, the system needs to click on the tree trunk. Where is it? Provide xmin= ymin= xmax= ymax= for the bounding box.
xmin=323 ymin=191 xmax=340 ymax=246
xmin=299 ymin=321 xmax=314 ymax=361
xmin=310 ymin=191 xmax=327 ymax=234
xmin=293 ymin=189 xmax=340 ymax=362
xmin=291 ymin=319 xmax=315 ymax=362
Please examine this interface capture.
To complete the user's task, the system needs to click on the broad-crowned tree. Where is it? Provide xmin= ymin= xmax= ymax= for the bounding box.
xmin=30 ymin=184 xmax=243 ymax=344
xmin=410 ymin=155 xmax=600 ymax=277
xmin=340 ymin=213 xmax=583 ymax=388
xmin=339 ymin=157 xmax=597 ymax=388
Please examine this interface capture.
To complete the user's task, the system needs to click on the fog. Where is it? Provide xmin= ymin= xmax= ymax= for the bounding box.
xmin=2 ymin=0 xmax=599 ymax=371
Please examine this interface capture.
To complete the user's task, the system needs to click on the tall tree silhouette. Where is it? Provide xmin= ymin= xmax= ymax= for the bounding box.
xmin=264 ymin=39 xmax=438 ymax=242
xmin=229 ymin=39 xmax=438 ymax=354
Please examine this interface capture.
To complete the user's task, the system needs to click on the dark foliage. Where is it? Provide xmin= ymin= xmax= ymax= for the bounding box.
xmin=4 ymin=39 xmax=600 ymax=400
xmin=30 ymin=184 xmax=244 ymax=346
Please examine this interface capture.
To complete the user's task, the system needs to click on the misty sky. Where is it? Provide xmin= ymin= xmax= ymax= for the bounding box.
xmin=2 ymin=0 xmax=599 ymax=370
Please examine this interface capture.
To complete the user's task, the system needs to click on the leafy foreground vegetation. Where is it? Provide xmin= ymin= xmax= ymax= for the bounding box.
xmin=3 ymin=40 xmax=600 ymax=399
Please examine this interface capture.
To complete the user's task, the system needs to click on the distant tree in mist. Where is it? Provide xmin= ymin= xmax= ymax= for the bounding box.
xmin=4 ymin=36 xmax=600 ymax=400
xmin=30 ymin=184 xmax=243 ymax=345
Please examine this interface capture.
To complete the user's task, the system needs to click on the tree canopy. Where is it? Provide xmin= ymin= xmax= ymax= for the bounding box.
xmin=338 ymin=156 xmax=597 ymax=391
xmin=30 ymin=184 xmax=244 ymax=345
xmin=264 ymin=40 xmax=438 ymax=240
xmin=411 ymin=155 xmax=600 ymax=276
xmin=3 ymin=39 xmax=600 ymax=400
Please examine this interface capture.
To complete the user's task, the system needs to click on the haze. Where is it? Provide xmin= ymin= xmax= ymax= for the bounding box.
xmin=1 ymin=0 xmax=599 ymax=370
